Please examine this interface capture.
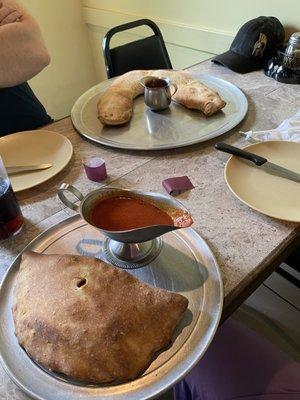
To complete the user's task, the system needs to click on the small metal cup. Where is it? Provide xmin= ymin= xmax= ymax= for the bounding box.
xmin=140 ymin=76 xmax=178 ymax=111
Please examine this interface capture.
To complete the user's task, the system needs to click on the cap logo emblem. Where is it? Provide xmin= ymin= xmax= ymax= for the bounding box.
xmin=252 ymin=33 xmax=267 ymax=57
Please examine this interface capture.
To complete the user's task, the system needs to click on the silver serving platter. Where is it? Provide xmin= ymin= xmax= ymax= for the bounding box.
xmin=71 ymin=72 xmax=248 ymax=150
xmin=0 ymin=215 xmax=223 ymax=400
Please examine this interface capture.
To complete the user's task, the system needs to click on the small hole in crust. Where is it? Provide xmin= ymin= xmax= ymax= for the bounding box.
xmin=77 ymin=278 xmax=87 ymax=288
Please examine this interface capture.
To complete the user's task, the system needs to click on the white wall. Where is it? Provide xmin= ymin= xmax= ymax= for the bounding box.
xmin=23 ymin=0 xmax=97 ymax=119
xmin=81 ymin=0 xmax=300 ymax=82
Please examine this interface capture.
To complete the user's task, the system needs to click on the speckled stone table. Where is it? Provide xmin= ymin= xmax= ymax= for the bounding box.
xmin=1 ymin=60 xmax=300 ymax=398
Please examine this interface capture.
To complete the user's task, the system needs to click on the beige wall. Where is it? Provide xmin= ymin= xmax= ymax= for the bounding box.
xmin=21 ymin=0 xmax=300 ymax=117
xmin=23 ymin=0 xmax=97 ymax=119
xmin=82 ymin=0 xmax=300 ymax=82
xmin=83 ymin=0 xmax=300 ymax=33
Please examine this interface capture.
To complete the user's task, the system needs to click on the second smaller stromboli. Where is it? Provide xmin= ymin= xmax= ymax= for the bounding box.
xmin=97 ymin=70 xmax=226 ymax=126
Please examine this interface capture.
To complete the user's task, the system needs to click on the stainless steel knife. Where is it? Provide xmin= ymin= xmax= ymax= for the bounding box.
xmin=6 ymin=163 xmax=52 ymax=175
xmin=215 ymin=142 xmax=300 ymax=183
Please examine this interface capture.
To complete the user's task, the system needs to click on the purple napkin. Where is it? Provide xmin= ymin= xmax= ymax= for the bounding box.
xmin=162 ymin=176 xmax=194 ymax=196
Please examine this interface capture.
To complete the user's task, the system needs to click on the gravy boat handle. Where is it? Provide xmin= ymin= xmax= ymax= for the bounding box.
xmin=58 ymin=183 xmax=84 ymax=212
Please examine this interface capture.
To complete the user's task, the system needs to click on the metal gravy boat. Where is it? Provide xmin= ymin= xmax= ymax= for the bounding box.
xmin=58 ymin=184 xmax=193 ymax=268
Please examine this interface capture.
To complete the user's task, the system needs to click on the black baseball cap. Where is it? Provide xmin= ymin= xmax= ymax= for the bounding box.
xmin=212 ymin=16 xmax=285 ymax=73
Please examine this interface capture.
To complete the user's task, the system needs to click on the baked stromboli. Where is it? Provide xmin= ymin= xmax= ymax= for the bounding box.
xmin=97 ymin=69 xmax=226 ymax=126
xmin=13 ymin=252 xmax=188 ymax=383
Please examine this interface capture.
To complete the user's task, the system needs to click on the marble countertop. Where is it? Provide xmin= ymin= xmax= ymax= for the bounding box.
xmin=1 ymin=60 xmax=300 ymax=398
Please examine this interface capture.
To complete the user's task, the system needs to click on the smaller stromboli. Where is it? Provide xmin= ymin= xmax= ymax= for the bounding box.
xmin=97 ymin=69 xmax=226 ymax=126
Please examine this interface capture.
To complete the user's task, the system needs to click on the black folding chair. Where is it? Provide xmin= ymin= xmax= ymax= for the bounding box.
xmin=102 ymin=19 xmax=172 ymax=79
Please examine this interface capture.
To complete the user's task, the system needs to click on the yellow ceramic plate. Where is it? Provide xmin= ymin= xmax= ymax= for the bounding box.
xmin=0 ymin=130 xmax=73 ymax=192
xmin=225 ymin=141 xmax=300 ymax=222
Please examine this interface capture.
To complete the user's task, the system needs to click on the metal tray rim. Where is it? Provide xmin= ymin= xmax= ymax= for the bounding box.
xmin=0 ymin=215 xmax=223 ymax=400
xmin=71 ymin=72 xmax=248 ymax=150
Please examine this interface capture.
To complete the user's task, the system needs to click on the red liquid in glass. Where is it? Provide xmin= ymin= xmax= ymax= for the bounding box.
xmin=0 ymin=177 xmax=23 ymax=240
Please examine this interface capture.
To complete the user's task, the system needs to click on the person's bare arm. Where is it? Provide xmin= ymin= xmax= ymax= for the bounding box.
xmin=0 ymin=0 xmax=50 ymax=88
xmin=0 ymin=0 xmax=22 ymax=25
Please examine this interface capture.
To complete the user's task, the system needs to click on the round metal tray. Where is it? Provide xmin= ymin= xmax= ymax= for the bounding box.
xmin=71 ymin=72 xmax=248 ymax=150
xmin=0 ymin=215 xmax=223 ymax=400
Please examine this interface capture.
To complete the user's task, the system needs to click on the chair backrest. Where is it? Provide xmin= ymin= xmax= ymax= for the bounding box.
xmin=102 ymin=19 xmax=172 ymax=78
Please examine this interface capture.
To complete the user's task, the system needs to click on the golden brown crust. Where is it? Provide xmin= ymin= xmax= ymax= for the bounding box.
xmin=97 ymin=70 xmax=147 ymax=125
xmin=167 ymin=71 xmax=226 ymax=116
xmin=97 ymin=69 xmax=226 ymax=125
xmin=13 ymin=252 xmax=188 ymax=383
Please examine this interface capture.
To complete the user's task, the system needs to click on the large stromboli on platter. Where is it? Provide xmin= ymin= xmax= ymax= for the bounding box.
xmin=13 ymin=252 xmax=188 ymax=383
xmin=97 ymin=69 xmax=226 ymax=126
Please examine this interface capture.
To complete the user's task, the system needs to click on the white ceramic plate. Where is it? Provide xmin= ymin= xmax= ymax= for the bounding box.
xmin=225 ymin=141 xmax=300 ymax=222
xmin=71 ymin=72 xmax=248 ymax=150
xmin=0 ymin=130 xmax=73 ymax=192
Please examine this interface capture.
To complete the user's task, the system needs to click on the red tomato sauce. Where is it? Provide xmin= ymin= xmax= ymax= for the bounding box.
xmin=90 ymin=196 xmax=173 ymax=231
